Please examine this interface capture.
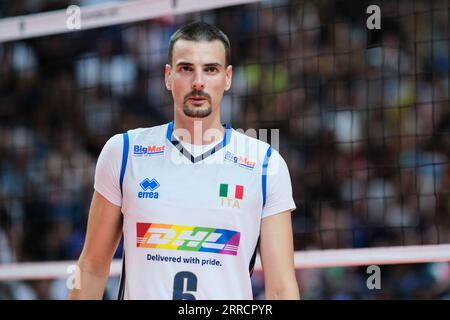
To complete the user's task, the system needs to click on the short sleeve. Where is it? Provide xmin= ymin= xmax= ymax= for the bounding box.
xmin=93 ymin=133 xmax=123 ymax=207
xmin=262 ymin=149 xmax=296 ymax=219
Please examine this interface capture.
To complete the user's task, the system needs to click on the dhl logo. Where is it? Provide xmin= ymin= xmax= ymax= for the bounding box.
xmin=136 ymin=223 xmax=240 ymax=255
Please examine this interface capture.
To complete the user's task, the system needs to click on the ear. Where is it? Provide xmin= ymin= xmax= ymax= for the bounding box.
xmin=165 ymin=64 xmax=172 ymax=90
xmin=224 ymin=65 xmax=233 ymax=91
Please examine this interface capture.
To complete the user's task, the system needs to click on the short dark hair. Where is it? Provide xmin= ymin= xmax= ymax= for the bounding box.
xmin=168 ymin=21 xmax=231 ymax=66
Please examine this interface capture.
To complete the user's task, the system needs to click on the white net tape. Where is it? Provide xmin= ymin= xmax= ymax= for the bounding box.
xmin=1 ymin=245 xmax=449 ymax=281
xmin=0 ymin=0 xmax=261 ymax=42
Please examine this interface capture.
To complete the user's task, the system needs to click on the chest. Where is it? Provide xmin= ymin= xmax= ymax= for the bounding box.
xmin=121 ymin=152 xmax=263 ymax=216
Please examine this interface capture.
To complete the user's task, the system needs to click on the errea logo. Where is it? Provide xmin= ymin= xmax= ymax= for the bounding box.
xmin=138 ymin=178 xmax=160 ymax=199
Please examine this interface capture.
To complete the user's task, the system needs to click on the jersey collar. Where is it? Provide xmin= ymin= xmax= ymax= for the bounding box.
xmin=166 ymin=121 xmax=232 ymax=163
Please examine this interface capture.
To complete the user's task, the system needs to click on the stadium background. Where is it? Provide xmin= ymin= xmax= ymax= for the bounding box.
xmin=0 ymin=0 xmax=449 ymax=299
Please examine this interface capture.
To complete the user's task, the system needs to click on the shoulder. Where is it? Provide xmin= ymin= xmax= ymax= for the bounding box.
xmin=100 ymin=133 xmax=123 ymax=156
xmin=99 ymin=123 xmax=169 ymax=158
xmin=127 ymin=122 xmax=170 ymax=142
xmin=229 ymin=128 xmax=273 ymax=166
xmin=230 ymin=128 xmax=270 ymax=149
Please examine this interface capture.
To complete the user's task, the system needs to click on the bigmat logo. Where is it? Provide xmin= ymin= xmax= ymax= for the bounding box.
xmin=224 ymin=151 xmax=256 ymax=170
xmin=136 ymin=223 xmax=240 ymax=255
xmin=133 ymin=145 xmax=165 ymax=156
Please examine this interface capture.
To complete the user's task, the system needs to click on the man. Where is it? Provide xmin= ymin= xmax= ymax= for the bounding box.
xmin=69 ymin=21 xmax=299 ymax=300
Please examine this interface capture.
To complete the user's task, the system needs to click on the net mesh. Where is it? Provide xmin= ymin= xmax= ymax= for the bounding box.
xmin=0 ymin=0 xmax=449 ymax=299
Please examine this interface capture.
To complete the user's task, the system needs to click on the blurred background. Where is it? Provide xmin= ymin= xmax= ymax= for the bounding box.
xmin=0 ymin=0 xmax=449 ymax=299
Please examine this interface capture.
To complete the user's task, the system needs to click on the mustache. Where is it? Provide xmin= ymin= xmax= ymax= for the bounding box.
xmin=183 ymin=90 xmax=211 ymax=102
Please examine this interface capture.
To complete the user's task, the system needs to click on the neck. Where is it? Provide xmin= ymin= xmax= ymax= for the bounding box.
xmin=173 ymin=109 xmax=225 ymax=145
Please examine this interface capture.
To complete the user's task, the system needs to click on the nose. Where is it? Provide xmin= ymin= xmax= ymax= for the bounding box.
xmin=192 ymin=69 xmax=205 ymax=91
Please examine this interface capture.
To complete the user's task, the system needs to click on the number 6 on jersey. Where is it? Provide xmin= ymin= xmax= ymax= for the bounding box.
xmin=172 ymin=271 xmax=197 ymax=300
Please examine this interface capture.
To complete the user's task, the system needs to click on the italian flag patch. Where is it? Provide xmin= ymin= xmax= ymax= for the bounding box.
xmin=219 ymin=184 xmax=244 ymax=200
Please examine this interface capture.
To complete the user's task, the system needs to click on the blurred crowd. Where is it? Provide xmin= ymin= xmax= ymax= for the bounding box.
xmin=0 ymin=0 xmax=449 ymax=299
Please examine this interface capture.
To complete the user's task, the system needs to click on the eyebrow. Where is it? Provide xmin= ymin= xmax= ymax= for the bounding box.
xmin=204 ymin=63 xmax=222 ymax=68
xmin=176 ymin=61 xmax=193 ymax=67
xmin=176 ymin=61 xmax=223 ymax=68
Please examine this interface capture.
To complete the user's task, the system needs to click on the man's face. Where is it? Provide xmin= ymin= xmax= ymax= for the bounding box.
xmin=165 ymin=39 xmax=232 ymax=118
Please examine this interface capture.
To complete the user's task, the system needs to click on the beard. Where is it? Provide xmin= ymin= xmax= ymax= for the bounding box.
xmin=182 ymin=90 xmax=212 ymax=118
xmin=183 ymin=103 xmax=212 ymax=118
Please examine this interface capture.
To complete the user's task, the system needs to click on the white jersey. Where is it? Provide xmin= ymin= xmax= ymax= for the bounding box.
xmin=94 ymin=122 xmax=296 ymax=300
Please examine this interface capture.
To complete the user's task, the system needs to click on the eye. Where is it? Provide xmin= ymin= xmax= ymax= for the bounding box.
xmin=205 ymin=66 xmax=218 ymax=73
xmin=180 ymin=66 xmax=193 ymax=72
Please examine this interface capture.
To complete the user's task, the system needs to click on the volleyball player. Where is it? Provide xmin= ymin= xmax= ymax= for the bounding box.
xmin=69 ymin=21 xmax=299 ymax=300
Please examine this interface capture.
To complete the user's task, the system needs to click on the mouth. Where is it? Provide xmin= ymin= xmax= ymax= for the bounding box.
xmin=187 ymin=96 xmax=208 ymax=106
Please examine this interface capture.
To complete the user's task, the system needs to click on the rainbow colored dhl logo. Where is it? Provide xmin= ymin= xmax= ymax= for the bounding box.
xmin=136 ymin=223 xmax=240 ymax=255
